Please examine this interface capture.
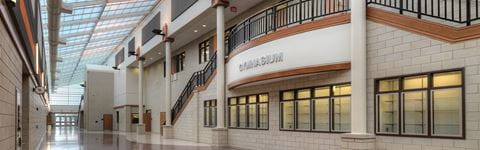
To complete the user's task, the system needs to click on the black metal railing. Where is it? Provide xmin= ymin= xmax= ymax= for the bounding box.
xmin=171 ymin=53 xmax=217 ymax=122
xmin=367 ymin=0 xmax=480 ymax=26
xmin=227 ymin=0 xmax=350 ymax=53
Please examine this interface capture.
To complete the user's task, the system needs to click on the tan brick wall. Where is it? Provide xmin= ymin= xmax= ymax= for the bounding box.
xmin=22 ymin=78 xmax=48 ymax=150
xmin=366 ymin=21 xmax=480 ymax=150
xmin=0 ymin=13 xmax=48 ymax=150
xmin=0 ymin=14 xmax=24 ymax=150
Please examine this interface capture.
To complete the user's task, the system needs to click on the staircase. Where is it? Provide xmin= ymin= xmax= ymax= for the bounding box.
xmin=171 ymin=53 xmax=216 ymax=124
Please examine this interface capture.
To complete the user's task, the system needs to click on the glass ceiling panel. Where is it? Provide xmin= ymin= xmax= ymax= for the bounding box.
xmin=86 ymin=38 xmax=122 ymax=49
xmin=102 ymin=0 xmax=155 ymax=16
xmin=65 ymin=35 xmax=90 ymax=43
xmin=60 ymin=22 xmax=96 ymax=35
xmin=58 ymin=44 xmax=86 ymax=54
xmin=60 ymin=5 xmax=102 ymax=22
xmin=90 ymin=28 xmax=132 ymax=40
xmin=41 ymin=0 xmax=157 ymax=105
xmin=96 ymin=16 xmax=142 ymax=29
xmin=63 ymin=0 xmax=97 ymax=4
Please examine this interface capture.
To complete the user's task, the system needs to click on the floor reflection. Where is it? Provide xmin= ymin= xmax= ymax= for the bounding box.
xmin=40 ymin=126 xmax=240 ymax=150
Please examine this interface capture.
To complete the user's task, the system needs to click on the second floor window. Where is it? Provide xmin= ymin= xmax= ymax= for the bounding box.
xmin=199 ymin=38 xmax=213 ymax=64
xmin=173 ymin=52 xmax=185 ymax=73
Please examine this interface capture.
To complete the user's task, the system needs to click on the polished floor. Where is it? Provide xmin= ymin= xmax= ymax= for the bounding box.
xmin=40 ymin=126 xmax=241 ymax=150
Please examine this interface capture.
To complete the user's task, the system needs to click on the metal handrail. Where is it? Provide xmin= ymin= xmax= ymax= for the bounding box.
xmin=367 ymin=0 xmax=480 ymax=26
xmin=171 ymin=52 xmax=217 ymax=122
xmin=227 ymin=0 xmax=351 ymax=54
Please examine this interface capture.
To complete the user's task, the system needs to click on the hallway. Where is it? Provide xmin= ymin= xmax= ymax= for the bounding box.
xmin=39 ymin=127 xmax=239 ymax=150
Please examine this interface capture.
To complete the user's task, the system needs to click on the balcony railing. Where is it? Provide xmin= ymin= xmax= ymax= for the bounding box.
xmin=367 ymin=0 xmax=480 ymax=26
xmin=227 ymin=0 xmax=351 ymax=54
xmin=171 ymin=53 xmax=217 ymax=122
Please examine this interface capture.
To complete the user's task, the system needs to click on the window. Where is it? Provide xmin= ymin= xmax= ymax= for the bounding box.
xmin=204 ymin=100 xmax=217 ymax=127
xmin=142 ymin=13 xmax=160 ymax=45
xmin=199 ymin=38 xmax=213 ymax=64
xmin=128 ymin=38 xmax=135 ymax=57
xmin=131 ymin=113 xmax=139 ymax=124
xmin=280 ymin=83 xmax=351 ymax=132
xmin=115 ymin=48 xmax=124 ymax=67
xmin=375 ymin=70 xmax=464 ymax=138
xmin=163 ymin=61 xmax=166 ymax=77
xmin=228 ymin=94 xmax=269 ymax=129
xmin=173 ymin=52 xmax=185 ymax=73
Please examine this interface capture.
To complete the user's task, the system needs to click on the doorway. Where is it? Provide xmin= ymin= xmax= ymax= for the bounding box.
xmin=54 ymin=113 xmax=78 ymax=126
xmin=103 ymin=114 xmax=113 ymax=131
xmin=144 ymin=110 xmax=152 ymax=132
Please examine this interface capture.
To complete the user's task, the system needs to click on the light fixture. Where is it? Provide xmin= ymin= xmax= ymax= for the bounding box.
xmin=152 ymin=29 xmax=165 ymax=36
xmin=6 ymin=0 xmax=16 ymax=7
xmin=202 ymin=25 xmax=207 ymax=27
xmin=194 ymin=30 xmax=198 ymax=33
xmin=128 ymin=51 xmax=136 ymax=56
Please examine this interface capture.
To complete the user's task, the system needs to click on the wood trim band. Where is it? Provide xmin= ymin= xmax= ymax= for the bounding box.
xmin=226 ymin=13 xmax=351 ymax=62
xmin=227 ymin=62 xmax=351 ymax=89
xmin=171 ymin=70 xmax=217 ymax=125
xmin=18 ymin=0 xmax=36 ymax=55
xmin=367 ymin=7 xmax=480 ymax=43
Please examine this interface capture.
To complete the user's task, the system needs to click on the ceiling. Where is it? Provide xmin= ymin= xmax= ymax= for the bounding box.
xmin=138 ymin=0 xmax=267 ymax=67
xmin=41 ymin=0 xmax=158 ymax=105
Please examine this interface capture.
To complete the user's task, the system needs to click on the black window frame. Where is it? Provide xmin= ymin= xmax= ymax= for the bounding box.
xmin=374 ymin=68 xmax=465 ymax=139
xmin=228 ymin=93 xmax=269 ymax=130
xmin=128 ymin=38 xmax=135 ymax=57
xmin=115 ymin=48 xmax=125 ymax=67
xmin=199 ymin=37 xmax=213 ymax=64
xmin=142 ymin=13 xmax=161 ymax=45
xmin=279 ymin=83 xmax=351 ymax=133
xmin=173 ymin=52 xmax=185 ymax=73
xmin=204 ymin=100 xmax=217 ymax=128
xmin=163 ymin=61 xmax=166 ymax=77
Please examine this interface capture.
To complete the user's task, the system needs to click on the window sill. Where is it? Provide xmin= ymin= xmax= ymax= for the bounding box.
xmin=374 ymin=133 xmax=465 ymax=139
xmin=227 ymin=127 xmax=269 ymax=131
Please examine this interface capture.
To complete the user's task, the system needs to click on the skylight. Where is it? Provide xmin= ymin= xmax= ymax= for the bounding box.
xmin=41 ymin=0 xmax=158 ymax=105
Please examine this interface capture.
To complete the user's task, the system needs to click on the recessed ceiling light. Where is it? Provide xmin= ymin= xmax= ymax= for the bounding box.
xmin=202 ymin=25 xmax=206 ymax=27
xmin=194 ymin=30 xmax=198 ymax=33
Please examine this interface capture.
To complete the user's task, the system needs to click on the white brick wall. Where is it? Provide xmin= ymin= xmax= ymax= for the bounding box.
xmin=367 ymin=21 xmax=480 ymax=150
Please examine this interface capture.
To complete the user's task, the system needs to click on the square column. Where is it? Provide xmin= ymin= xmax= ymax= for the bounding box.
xmin=348 ymin=0 xmax=376 ymax=149
xmin=211 ymin=0 xmax=229 ymax=145
xmin=163 ymin=38 xmax=174 ymax=139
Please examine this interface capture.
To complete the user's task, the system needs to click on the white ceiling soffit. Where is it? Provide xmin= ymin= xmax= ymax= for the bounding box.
xmin=41 ymin=0 xmax=158 ymax=105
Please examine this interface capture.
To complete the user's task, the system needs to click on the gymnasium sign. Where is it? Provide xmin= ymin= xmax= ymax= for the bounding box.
xmin=238 ymin=52 xmax=284 ymax=72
